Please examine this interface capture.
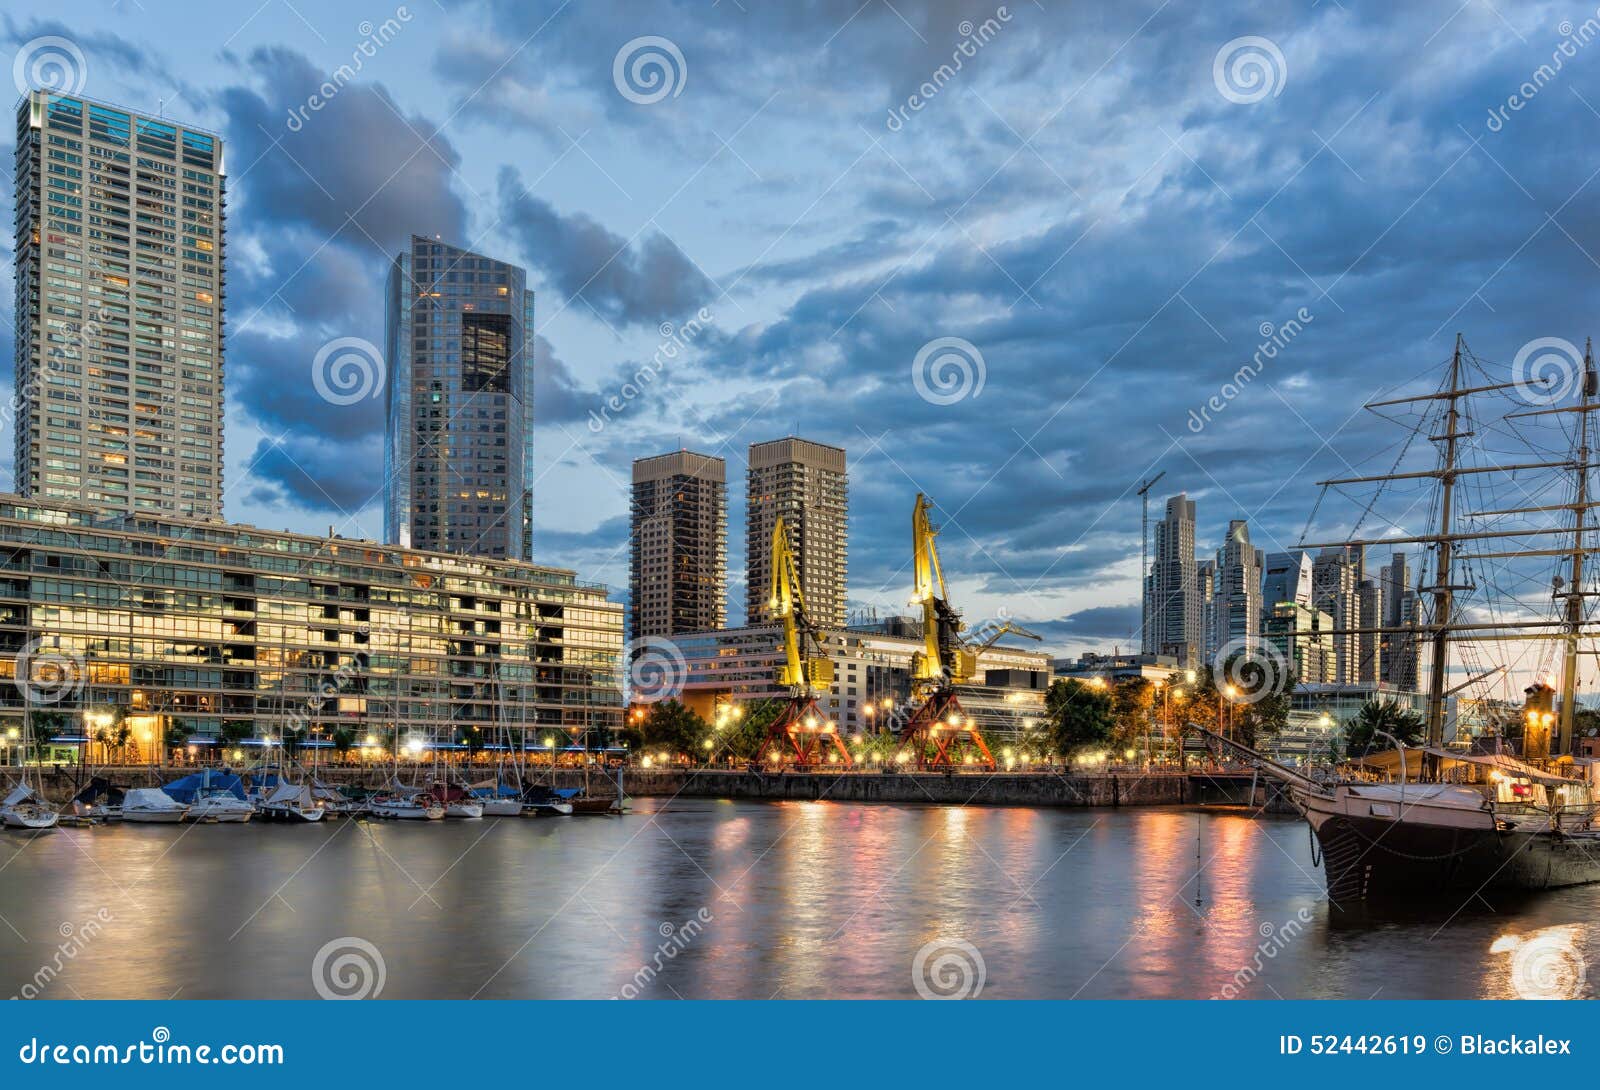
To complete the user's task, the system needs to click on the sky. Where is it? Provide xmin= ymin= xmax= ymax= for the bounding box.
xmin=3 ymin=0 xmax=1600 ymax=696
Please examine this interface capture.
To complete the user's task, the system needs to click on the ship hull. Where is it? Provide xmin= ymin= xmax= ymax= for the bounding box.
xmin=1297 ymin=787 xmax=1600 ymax=906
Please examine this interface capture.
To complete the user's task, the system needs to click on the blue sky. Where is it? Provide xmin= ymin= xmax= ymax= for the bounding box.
xmin=3 ymin=0 xmax=1600 ymax=681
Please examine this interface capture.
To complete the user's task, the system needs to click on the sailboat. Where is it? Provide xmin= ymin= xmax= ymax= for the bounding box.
xmin=1213 ymin=336 xmax=1600 ymax=908
xmin=0 ymin=783 xmax=58 ymax=831
xmin=165 ymin=769 xmax=253 ymax=823
xmin=120 ymin=787 xmax=189 ymax=823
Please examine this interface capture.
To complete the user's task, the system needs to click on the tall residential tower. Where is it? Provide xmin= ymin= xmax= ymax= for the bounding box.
xmin=746 ymin=437 xmax=847 ymax=627
xmin=630 ymin=451 xmax=727 ymax=641
xmin=13 ymin=92 xmax=225 ymax=516
xmin=385 ymin=236 xmax=534 ymax=561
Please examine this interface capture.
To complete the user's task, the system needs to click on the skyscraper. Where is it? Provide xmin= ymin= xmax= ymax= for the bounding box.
xmin=385 ymin=236 xmax=534 ymax=561
xmin=13 ymin=91 xmax=225 ymax=517
xmin=746 ymin=438 xmax=847 ymax=627
xmin=1261 ymin=551 xmax=1313 ymax=612
xmin=630 ymin=451 xmax=727 ymax=641
xmin=1211 ymin=519 xmax=1264 ymax=656
xmin=1380 ymin=551 xmax=1420 ymax=689
xmin=1143 ymin=493 xmax=1200 ymax=668
xmin=1312 ymin=548 xmax=1360 ymax=684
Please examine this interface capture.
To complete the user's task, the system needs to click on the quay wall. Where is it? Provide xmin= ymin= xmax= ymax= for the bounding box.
xmin=9 ymin=766 xmax=1299 ymax=810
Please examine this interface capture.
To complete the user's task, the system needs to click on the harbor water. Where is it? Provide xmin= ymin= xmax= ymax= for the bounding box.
xmin=1 ymin=800 xmax=1595 ymax=999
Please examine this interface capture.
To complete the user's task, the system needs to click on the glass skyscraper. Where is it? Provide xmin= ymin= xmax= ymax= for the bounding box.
xmin=13 ymin=91 xmax=225 ymax=518
xmin=385 ymin=236 xmax=534 ymax=561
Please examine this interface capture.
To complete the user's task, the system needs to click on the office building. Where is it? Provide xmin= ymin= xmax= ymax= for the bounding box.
xmin=13 ymin=91 xmax=225 ymax=518
xmin=0 ymin=496 xmax=622 ymax=760
xmin=746 ymin=437 xmax=847 ymax=627
xmin=629 ymin=451 xmax=727 ymax=641
xmin=1264 ymin=601 xmax=1337 ymax=684
xmin=1311 ymin=548 xmax=1360 ymax=684
xmin=385 ymin=235 xmax=534 ymax=562
xmin=1211 ymin=519 xmax=1264 ymax=656
xmin=1380 ymin=551 xmax=1421 ymax=689
xmin=1143 ymin=494 xmax=1201 ymax=668
xmin=1262 ymin=551 xmax=1313 ymax=612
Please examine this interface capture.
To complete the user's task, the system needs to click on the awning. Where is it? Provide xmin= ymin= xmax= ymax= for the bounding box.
xmin=1349 ymin=746 xmax=1580 ymax=786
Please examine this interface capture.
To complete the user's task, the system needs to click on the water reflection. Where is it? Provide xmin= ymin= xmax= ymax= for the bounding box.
xmin=0 ymin=803 xmax=1594 ymax=999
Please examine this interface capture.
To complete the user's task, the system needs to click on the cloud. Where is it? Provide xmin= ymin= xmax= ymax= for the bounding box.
xmin=497 ymin=166 xmax=714 ymax=327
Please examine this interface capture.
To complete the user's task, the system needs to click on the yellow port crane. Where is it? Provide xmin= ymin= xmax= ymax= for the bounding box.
xmin=755 ymin=517 xmax=853 ymax=768
xmin=896 ymin=494 xmax=1039 ymax=768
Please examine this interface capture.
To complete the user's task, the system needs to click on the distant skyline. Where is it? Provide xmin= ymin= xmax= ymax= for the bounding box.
xmin=2 ymin=2 xmax=1597 ymax=689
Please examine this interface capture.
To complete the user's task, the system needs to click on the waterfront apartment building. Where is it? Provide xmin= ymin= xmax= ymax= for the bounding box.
xmin=385 ymin=236 xmax=534 ymax=562
xmin=1210 ymin=519 xmax=1264 ymax=657
xmin=0 ymin=497 xmax=622 ymax=758
xmin=13 ymin=92 xmax=225 ymax=518
xmin=746 ymin=438 xmax=847 ymax=627
xmin=629 ymin=451 xmax=727 ymax=640
xmin=1143 ymin=494 xmax=1201 ymax=668
xmin=672 ymin=622 xmax=1049 ymax=736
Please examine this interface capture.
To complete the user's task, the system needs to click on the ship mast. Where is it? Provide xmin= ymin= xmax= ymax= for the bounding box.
xmin=1557 ymin=339 xmax=1595 ymax=752
xmin=1424 ymin=336 xmax=1466 ymax=760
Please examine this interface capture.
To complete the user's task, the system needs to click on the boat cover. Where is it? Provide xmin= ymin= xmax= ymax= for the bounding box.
xmin=162 ymin=772 xmax=246 ymax=803
xmin=122 ymin=787 xmax=184 ymax=810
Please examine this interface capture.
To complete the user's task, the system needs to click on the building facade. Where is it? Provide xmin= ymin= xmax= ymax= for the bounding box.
xmin=1311 ymin=547 xmax=1360 ymax=684
xmin=745 ymin=438 xmax=847 ymax=627
xmin=1379 ymin=551 xmax=1421 ymax=689
xmin=629 ymin=451 xmax=727 ymax=641
xmin=385 ymin=235 xmax=534 ymax=562
xmin=1210 ymin=519 xmax=1263 ymax=658
xmin=1262 ymin=551 xmax=1313 ymax=612
xmin=1143 ymin=494 xmax=1201 ymax=667
xmin=13 ymin=92 xmax=225 ymax=519
xmin=673 ymin=623 xmax=1049 ymax=736
xmin=0 ymin=497 xmax=622 ymax=757
xmin=1263 ymin=601 xmax=1337 ymax=684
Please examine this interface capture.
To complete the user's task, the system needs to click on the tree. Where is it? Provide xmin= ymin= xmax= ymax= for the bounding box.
xmin=331 ymin=729 xmax=355 ymax=759
xmin=1109 ymin=677 xmax=1156 ymax=752
xmin=718 ymin=700 xmax=781 ymax=762
xmin=1046 ymin=679 xmax=1115 ymax=754
xmin=28 ymin=711 xmax=67 ymax=761
xmin=640 ymin=700 xmax=708 ymax=760
xmin=1343 ymin=698 xmax=1425 ymax=757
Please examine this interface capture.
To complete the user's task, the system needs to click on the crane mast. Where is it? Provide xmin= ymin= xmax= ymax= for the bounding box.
xmin=755 ymin=518 xmax=852 ymax=768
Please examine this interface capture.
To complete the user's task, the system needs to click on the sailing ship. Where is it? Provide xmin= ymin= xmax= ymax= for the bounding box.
xmin=1220 ymin=335 xmax=1600 ymax=908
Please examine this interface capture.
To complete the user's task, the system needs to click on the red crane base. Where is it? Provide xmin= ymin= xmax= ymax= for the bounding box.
xmin=896 ymin=691 xmax=994 ymax=770
xmin=756 ymin=696 xmax=854 ymax=769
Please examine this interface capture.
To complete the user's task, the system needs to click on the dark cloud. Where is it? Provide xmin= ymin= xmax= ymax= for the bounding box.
xmin=240 ymin=435 xmax=384 ymax=516
xmin=497 ymin=167 xmax=714 ymax=327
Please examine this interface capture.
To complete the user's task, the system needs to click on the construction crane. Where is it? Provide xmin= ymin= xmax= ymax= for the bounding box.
xmin=754 ymin=517 xmax=853 ymax=768
xmin=895 ymin=494 xmax=1039 ymax=769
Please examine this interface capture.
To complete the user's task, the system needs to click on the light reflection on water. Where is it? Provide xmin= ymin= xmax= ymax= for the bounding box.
xmin=0 ymin=801 xmax=1594 ymax=999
